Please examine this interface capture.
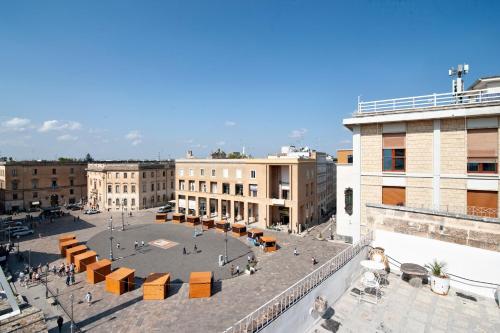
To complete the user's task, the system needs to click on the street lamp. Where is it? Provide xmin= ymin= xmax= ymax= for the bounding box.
xmin=109 ymin=216 xmax=114 ymax=261
xmin=69 ymin=293 xmax=75 ymax=333
xmin=121 ymin=200 xmax=125 ymax=231
xmin=223 ymin=219 xmax=229 ymax=264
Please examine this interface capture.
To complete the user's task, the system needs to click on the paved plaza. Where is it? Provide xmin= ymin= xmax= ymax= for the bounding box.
xmin=6 ymin=209 xmax=347 ymax=332
xmin=308 ymin=271 xmax=500 ymax=333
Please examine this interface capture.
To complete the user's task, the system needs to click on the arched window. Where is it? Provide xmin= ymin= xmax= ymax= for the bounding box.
xmin=344 ymin=188 xmax=353 ymax=216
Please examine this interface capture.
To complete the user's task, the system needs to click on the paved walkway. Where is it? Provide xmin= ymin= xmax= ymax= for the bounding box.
xmin=308 ymin=271 xmax=500 ymax=333
xmin=7 ymin=209 xmax=347 ymax=332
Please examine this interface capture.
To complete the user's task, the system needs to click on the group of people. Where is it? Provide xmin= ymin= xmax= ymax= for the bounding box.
xmin=50 ymin=262 xmax=76 ymax=286
xmin=182 ymin=243 xmax=198 ymax=255
xmin=18 ymin=263 xmax=48 ymax=287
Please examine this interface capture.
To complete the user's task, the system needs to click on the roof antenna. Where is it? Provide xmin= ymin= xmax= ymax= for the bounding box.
xmin=449 ymin=64 xmax=469 ymax=93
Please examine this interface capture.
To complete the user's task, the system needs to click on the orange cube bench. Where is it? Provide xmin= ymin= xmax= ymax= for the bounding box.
xmin=143 ymin=273 xmax=170 ymax=300
xmin=74 ymin=250 xmax=97 ymax=273
xmin=86 ymin=259 xmax=112 ymax=284
xmin=106 ymin=267 xmax=135 ymax=295
xmin=66 ymin=245 xmax=88 ymax=264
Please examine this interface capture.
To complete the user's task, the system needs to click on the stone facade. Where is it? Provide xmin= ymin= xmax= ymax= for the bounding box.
xmin=0 ymin=161 xmax=87 ymax=213
xmin=366 ymin=204 xmax=500 ymax=252
xmin=440 ymin=118 xmax=466 ymax=175
xmin=360 ymin=124 xmax=381 ymax=173
xmin=87 ymin=161 xmax=175 ymax=211
xmin=406 ymin=120 xmax=433 ymax=173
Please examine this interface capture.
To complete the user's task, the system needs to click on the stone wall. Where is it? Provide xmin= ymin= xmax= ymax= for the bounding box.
xmin=360 ymin=124 xmax=381 ymax=173
xmin=366 ymin=204 xmax=500 ymax=252
xmin=440 ymin=118 xmax=466 ymax=174
xmin=406 ymin=120 xmax=433 ymax=173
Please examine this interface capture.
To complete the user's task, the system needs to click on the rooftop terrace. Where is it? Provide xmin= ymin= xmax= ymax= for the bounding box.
xmin=356 ymin=88 xmax=500 ymax=115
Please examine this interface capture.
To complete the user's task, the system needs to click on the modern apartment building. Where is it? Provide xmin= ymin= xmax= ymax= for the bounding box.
xmin=87 ymin=161 xmax=175 ymax=211
xmin=175 ymin=147 xmax=335 ymax=233
xmin=0 ymin=161 xmax=87 ymax=213
xmin=337 ymin=73 xmax=500 ymax=297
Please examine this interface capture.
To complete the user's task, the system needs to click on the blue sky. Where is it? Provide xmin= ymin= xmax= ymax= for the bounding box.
xmin=1 ymin=0 xmax=499 ymax=160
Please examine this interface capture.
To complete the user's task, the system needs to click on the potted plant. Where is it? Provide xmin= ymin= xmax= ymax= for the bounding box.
xmin=426 ymin=259 xmax=450 ymax=295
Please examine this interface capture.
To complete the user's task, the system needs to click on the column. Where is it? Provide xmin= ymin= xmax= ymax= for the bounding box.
xmin=217 ymin=198 xmax=222 ymax=220
xmin=230 ymin=200 xmax=234 ymax=223
xmin=194 ymin=196 xmax=199 ymax=216
xmin=243 ymin=201 xmax=248 ymax=223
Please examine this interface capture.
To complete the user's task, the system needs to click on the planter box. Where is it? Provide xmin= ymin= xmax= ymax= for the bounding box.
xmin=430 ymin=275 xmax=450 ymax=295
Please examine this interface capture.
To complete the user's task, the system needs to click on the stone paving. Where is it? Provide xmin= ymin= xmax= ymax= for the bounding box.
xmin=6 ymin=209 xmax=347 ymax=332
xmin=308 ymin=271 xmax=500 ymax=333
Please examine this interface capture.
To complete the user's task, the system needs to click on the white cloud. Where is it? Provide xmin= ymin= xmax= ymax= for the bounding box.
xmin=125 ymin=130 xmax=142 ymax=146
xmin=224 ymin=120 xmax=236 ymax=127
xmin=289 ymin=128 xmax=308 ymax=140
xmin=1 ymin=117 xmax=32 ymax=131
xmin=216 ymin=140 xmax=226 ymax=146
xmin=39 ymin=120 xmax=82 ymax=132
xmin=57 ymin=134 xmax=78 ymax=141
xmin=339 ymin=139 xmax=351 ymax=146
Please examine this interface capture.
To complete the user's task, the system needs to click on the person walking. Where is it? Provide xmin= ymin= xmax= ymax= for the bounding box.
xmin=134 ymin=241 xmax=138 ymax=250
xmin=65 ymin=274 xmax=70 ymax=286
xmin=70 ymin=272 xmax=75 ymax=285
xmin=141 ymin=240 xmax=145 ymax=247
xmin=116 ymin=242 xmax=120 ymax=250
xmin=85 ymin=291 xmax=92 ymax=306
xmin=247 ymin=255 xmax=251 ymax=263
xmin=235 ymin=265 xmax=240 ymax=275
xmin=57 ymin=316 xmax=63 ymax=333
xmin=182 ymin=247 xmax=187 ymax=255
xmin=311 ymin=256 xmax=316 ymax=266
xmin=230 ymin=264 xmax=234 ymax=276
xmin=194 ymin=244 xmax=198 ymax=253
xmin=294 ymin=247 xmax=298 ymax=256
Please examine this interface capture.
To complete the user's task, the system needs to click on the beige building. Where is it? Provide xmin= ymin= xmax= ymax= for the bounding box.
xmin=0 ymin=161 xmax=87 ymax=213
xmin=87 ymin=161 xmax=175 ymax=211
xmin=175 ymin=147 xmax=335 ymax=233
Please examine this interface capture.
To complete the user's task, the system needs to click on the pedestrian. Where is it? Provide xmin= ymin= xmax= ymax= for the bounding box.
xmin=70 ymin=263 xmax=75 ymax=273
xmin=311 ymin=256 xmax=316 ymax=266
xmin=73 ymin=216 xmax=76 ymax=222
xmin=116 ymin=242 xmax=120 ymax=249
xmin=294 ymin=247 xmax=298 ymax=256
xmin=141 ymin=240 xmax=145 ymax=247
xmin=57 ymin=316 xmax=63 ymax=333
xmin=230 ymin=264 xmax=234 ymax=276
xmin=70 ymin=272 xmax=75 ymax=285
xmin=85 ymin=291 xmax=92 ymax=306
xmin=194 ymin=244 xmax=198 ymax=253
xmin=236 ymin=265 xmax=240 ymax=275
xmin=65 ymin=274 xmax=70 ymax=286
xmin=182 ymin=247 xmax=187 ymax=255
xmin=247 ymin=255 xmax=251 ymax=263
xmin=134 ymin=241 xmax=138 ymax=250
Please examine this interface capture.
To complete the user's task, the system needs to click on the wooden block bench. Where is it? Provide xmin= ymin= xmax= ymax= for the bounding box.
xmin=186 ymin=215 xmax=201 ymax=227
xmin=74 ymin=250 xmax=97 ymax=273
xmin=58 ymin=234 xmax=76 ymax=245
xmin=189 ymin=272 xmax=212 ymax=299
xmin=106 ymin=267 xmax=135 ymax=295
xmin=202 ymin=219 xmax=214 ymax=230
xmin=87 ymin=259 xmax=112 ymax=284
xmin=232 ymin=223 xmax=247 ymax=237
xmin=155 ymin=213 xmax=167 ymax=223
xmin=59 ymin=239 xmax=79 ymax=257
xmin=215 ymin=221 xmax=229 ymax=233
xmin=143 ymin=273 xmax=170 ymax=300
xmin=172 ymin=213 xmax=185 ymax=223
xmin=66 ymin=245 xmax=88 ymax=264
xmin=260 ymin=236 xmax=277 ymax=252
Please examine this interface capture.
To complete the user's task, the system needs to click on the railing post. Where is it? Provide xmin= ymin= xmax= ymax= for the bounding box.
xmin=433 ymin=93 xmax=436 ymax=106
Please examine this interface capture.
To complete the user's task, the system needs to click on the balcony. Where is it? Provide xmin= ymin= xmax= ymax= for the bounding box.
xmin=271 ymin=198 xmax=285 ymax=206
xmin=356 ymin=89 xmax=500 ymax=114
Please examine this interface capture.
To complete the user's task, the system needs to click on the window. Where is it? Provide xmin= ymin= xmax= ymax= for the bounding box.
xmin=12 ymin=169 xmax=17 ymax=176
xmin=200 ymin=181 xmax=207 ymax=192
xmin=189 ymin=169 xmax=194 ymax=176
xmin=124 ymin=185 xmax=128 ymax=193
xmin=12 ymin=193 xmax=18 ymax=200
xmin=131 ymin=198 xmax=136 ymax=206
xmin=116 ymin=199 xmax=120 ymax=206
xmin=157 ymin=195 xmax=160 ymax=202
xmin=70 ymin=179 xmax=74 ymax=186
xmin=163 ymin=182 xmax=166 ymax=190
xmin=467 ymin=128 xmax=498 ymax=173
xmin=123 ymin=198 xmax=128 ymax=206
xmin=250 ymin=170 xmax=256 ymax=179
xmin=108 ymin=198 xmax=112 ymax=206
xmin=33 ymin=168 xmax=37 ymax=175
xmin=32 ymin=180 xmax=38 ymax=189
xmin=236 ymin=169 xmax=242 ymax=179
xmin=115 ymin=185 xmax=120 ymax=193
xmin=33 ymin=192 xmax=38 ymax=198
xmin=108 ymin=185 xmax=112 ymax=193
xmin=179 ymin=180 xmax=185 ymax=191
xmin=382 ymin=133 xmax=406 ymax=172
xmin=211 ymin=169 xmax=216 ymax=177
xmin=70 ymin=168 xmax=74 ymax=174
xmin=143 ymin=172 xmax=146 ymax=178
xmin=179 ymin=169 xmax=184 ymax=177
xmin=143 ymin=184 xmax=147 ymax=192
xmin=347 ymin=155 xmax=353 ymax=164
xmin=151 ymin=171 xmax=154 ymax=177
xmin=170 ymin=181 xmax=174 ymax=189
xmin=132 ymin=185 xmax=136 ymax=193
xmin=52 ymin=180 xmax=57 ymax=188
xmin=235 ymin=184 xmax=244 ymax=195
xmin=189 ymin=181 xmax=195 ymax=191
xmin=249 ymin=184 xmax=258 ymax=197
xmin=200 ymin=168 xmax=205 ymax=176
xmin=151 ymin=183 xmax=154 ymax=191
xmin=382 ymin=186 xmax=405 ymax=206
xmin=70 ymin=189 xmax=74 ymax=195
xmin=210 ymin=182 xmax=218 ymax=193
xmin=306 ymin=184 xmax=309 ymax=196
xmin=223 ymin=169 xmax=229 ymax=178
xmin=131 ymin=172 xmax=135 ymax=178
xmin=170 ymin=170 xmax=174 ymax=177
xmin=222 ymin=183 xmax=230 ymax=194
xmin=143 ymin=198 xmax=146 ymax=206
xmin=467 ymin=190 xmax=498 ymax=218
xmin=124 ymin=172 xmax=127 ymax=179
xmin=115 ymin=172 xmax=119 ymax=178
xmin=163 ymin=171 xmax=166 ymax=177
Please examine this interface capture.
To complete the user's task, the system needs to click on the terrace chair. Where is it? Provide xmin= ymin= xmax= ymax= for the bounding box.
xmin=359 ymin=272 xmax=381 ymax=304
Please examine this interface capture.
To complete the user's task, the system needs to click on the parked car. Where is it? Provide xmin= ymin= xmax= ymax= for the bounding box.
xmin=12 ymin=229 xmax=34 ymax=238
xmin=66 ymin=204 xmax=82 ymax=211
xmin=84 ymin=209 xmax=100 ymax=215
xmin=5 ymin=226 xmax=29 ymax=234
xmin=157 ymin=206 xmax=173 ymax=213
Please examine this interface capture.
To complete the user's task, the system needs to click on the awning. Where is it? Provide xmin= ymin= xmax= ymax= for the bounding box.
xmin=178 ymin=199 xmax=186 ymax=208
xmin=31 ymin=201 xmax=40 ymax=205
xmin=188 ymin=199 xmax=196 ymax=210
xmin=168 ymin=200 xmax=176 ymax=203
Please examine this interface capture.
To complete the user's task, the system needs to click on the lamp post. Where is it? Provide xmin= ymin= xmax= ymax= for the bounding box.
xmin=45 ymin=265 xmax=48 ymax=299
xmin=121 ymin=200 xmax=125 ymax=231
xmin=109 ymin=216 xmax=114 ymax=261
xmin=69 ymin=293 xmax=75 ymax=333
xmin=223 ymin=219 xmax=229 ymax=264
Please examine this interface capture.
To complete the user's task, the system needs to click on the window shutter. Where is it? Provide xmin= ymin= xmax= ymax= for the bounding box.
xmin=382 ymin=186 xmax=405 ymax=206
xmin=467 ymin=129 xmax=498 ymax=158
xmin=382 ymin=133 xmax=405 ymax=149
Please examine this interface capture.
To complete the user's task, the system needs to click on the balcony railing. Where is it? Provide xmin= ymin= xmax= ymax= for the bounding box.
xmin=357 ymin=89 xmax=500 ymax=114
xmin=223 ymin=233 xmax=372 ymax=333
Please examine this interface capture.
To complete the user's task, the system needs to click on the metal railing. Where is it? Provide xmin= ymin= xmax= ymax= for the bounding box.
xmin=223 ymin=233 xmax=373 ymax=333
xmin=357 ymin=89 xmax=500 ymax=113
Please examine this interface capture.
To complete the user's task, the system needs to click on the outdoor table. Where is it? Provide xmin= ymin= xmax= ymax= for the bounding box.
xmin=400 ymin=263 xmax=428 ymax=287
xmin=143 ymin=273 xmax=170 ymax=300
xmin=106 ymin=267 xmax=135 ymax=295
xmin=231 ymin=223 xmax=247 ymax=237
xmin=360 ymin=260 xmax=385 ymax=271
xmin=202 ymin=219 xmax=214 ymax=230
